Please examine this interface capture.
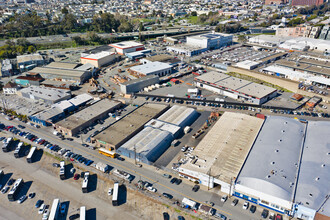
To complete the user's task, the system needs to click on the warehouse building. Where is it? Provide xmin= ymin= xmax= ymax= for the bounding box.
xmin=93 ymin=103 xmax=169 ymax=150
xmin=28 ymin=62 xmax=93 ymax=85
xmin=167 ymin=44 xmax=208 ymax=57
xmin=109 ymin=41 xmax=145 ymax=55
xmin=129 ymin=61 xmax=172 ymax=77
xmin=18 ymin=86 xmax=71 ymax=104
xmin=1 ymin=59 xmax=13 ymax=77
xmin=15 ymin=75 xmax=44 ymax=86
xmin=120 ymin=75 xmax=159 ymax=94
xmin=17 ymin=53 xmax=44 ymax=71
xmin=186 ymin=32 xmax=233 ymax=50
xmin=125 ymin=49 xmax=151 ymax=60
xmin=80 ymin=51 xmax=117 ymax=68
xmin=194 ymin=71 xmax=277 ymax=104
xmin=294 ymin=121 xmax=330 ymax=220
xmin=55 ymin=99 xmax=121 ymax=137
xmin=234 ymin=116 xmax=306 ymax=215
xmin=157 ymin=105 xmax=198 ymax=128
xmin=116 ymin=127 xmax=173 ymax=164
xmin=178 ymin=112 xmax=264 ymax=194
xmin=140 ymin=54 xmax=181 ymax=66
xmin=29 ymin=93 xmax=93 ymax=126
xmin=144 ymin=119 xmax=181 ymax=138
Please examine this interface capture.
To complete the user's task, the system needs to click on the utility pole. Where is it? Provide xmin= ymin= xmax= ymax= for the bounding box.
xmin=207 ymin=168 xmax=211 ymax=191
xmin=134 ymin=145 xmax=137 ymax=165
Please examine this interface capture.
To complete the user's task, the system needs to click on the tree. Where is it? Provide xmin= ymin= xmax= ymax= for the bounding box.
xmin=61 ymin=7 xmax=69 ymax=15
xmin=191 ymin=11 xmax=197 ymax=16
xmin=27 ymin=45 xmax=36 ymax=53
xmin=139 ymin=22 xmax=145 ymax=32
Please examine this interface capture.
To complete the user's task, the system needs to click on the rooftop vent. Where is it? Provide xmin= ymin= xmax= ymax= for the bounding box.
xmin=321 ymin=164 xmax=325 ymax=168
xmin=271 ymin=161 xmax=275 ymax=165
xmin=275 ymin=149 xmax=279 ymax=153
xmin=266 ymin=175 xmax=271 ymax=179
xmin=315 ymin=177 xmax=320 ymax=181
xmin=309 ymin=194 xmax=313 ymax=197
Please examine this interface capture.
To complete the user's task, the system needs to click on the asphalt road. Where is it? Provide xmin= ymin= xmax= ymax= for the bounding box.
xmin=0 ymin=114 xmax=275 ymax=220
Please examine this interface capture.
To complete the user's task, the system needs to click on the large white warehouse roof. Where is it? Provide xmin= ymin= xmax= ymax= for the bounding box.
xmin=157 ymin=105 xmax=198 ymax=128
xmin=237 ymin=116 xmax=306 ymax=202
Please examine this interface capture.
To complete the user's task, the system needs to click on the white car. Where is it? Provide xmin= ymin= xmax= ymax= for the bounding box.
xmin=147 ymin=186 xmax=157 ymax=192
xmin=38 ymin=204 xmax=46 ymax=214
xmin=42 ymin=209 xmax=49 ymax=220
xmin=17 ymin=195 xmax=27 ymax=204
xmin=220 ymin=195 xmax=228 ymax=202
xmin=108 ymin=188 xmax=113 ymax=196
xmin=1 ymin=186 xmax=9 ymax=194
xmin=242 ymin=201 xmax=249 ymax=210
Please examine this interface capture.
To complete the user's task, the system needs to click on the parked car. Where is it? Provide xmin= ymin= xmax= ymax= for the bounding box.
xmin=276 ymin=214 xmax=283 ymax=220
xmin=163 ymin=174 xmax=172 ymax=179
xmin=108 ymin=188 xmax=113 ymax=196
xmin=28 ymin=192 xmax=36 ymax=199
xmin=231 ymin=199 xmax=239 ymax=206
xmin=17 ymin=195 xmax=27 ymax=204
xmin=162 ymin=193 xmax=173 ymax=199
xmin=192 ymin=185 xmax=200 ymax=192
xmin=170 ymin=177 xmax=177 ymax=184
xmin=221 ymin=195 xmax=228 ymax=202
xmin=1 ymin=186 xmax=9 ymax=194
xmin=35 ymin=199 xmax=43 ymax=208
xmin=175 ymin=179 xmax=182 ymax=185
xmin=42 ymin=209 xmax=49 ymax=220
xmin=60 ymin=203 xmax=66 ymax=215
xmin=147 ymin=186 xmax=157 ymax=192
xmin=242 ymin=201 xmax=249 ymax=209
xmin=73 ymin=174 xmax=80 ymax=180
xmin=38 ymin=204 xmax=46 ymax=214
xmin=69 ymin=214 xmax=80 ymax=220
xmin=163 ymin=212 xmax=170 ymax=220
xmin=250 ymin=205 xmax=256 ymax=213
xmin=268 ymin=213 xmax=275 ymax=220
xmin=261 ymin=209 xmax=269 ymax=219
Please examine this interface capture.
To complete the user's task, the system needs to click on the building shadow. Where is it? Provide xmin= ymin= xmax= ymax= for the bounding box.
xmin=118 ymin=184 xmax=127 ymax=206
xmin=88 ymin=174 xmax=98 ymax=193
xmin=0 ymin=172 xmax=13 ymax=186
xmin=86 ymin=208 xmax=96 ymax=220
xmin=33 ymin=148 xmax=44 ymax=163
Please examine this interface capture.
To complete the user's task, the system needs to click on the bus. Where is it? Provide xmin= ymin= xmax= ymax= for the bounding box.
xmin=112 ymin=182 xmax=119 ymax=206
xmin=99 ymin=148 xmax=117 ymax=158
xmin=8 ymin=178 xmax=24 ymax=201
xmin=82 ymin=172 xmax=89 ymax=193
xmin=60 ymin=161 xmax=65 ymax=180
xmin=14 ymin=142 xmax=23 ymax=158
xmin=2 ymin=137 xmax=13 ymax=153
xmin=80 ymin=206 xmax=86 ymax=220
xmin=49 ymin=198 xmax=60 ymax=220
xmin=26 ymin=146 xmax=37 ymax=163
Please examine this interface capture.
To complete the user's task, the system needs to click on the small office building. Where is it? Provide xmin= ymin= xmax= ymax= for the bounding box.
xmin=109 ymin=41 xmax=145 ymax=55
xmin=129 ymin=61 xmax=172 ymax=77
xmin=55 ymin=99 xmax=121 ymax=136
xmin=120 ymin=75 xmax=159 ymax=94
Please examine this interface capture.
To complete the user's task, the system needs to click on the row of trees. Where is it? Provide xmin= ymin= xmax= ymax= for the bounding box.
xmin=0 ymin=9 xmax=138 ymax=39
xmin=215 ymin=22 xmax=246 ymax=34
xmin=297 ymin=3 xmax=329 ymax=16
xmin=0 ymin=39 xmax=36 ymax=59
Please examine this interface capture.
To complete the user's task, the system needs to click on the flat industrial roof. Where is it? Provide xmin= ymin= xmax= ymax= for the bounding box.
xmin=17 ymin=54 xmax=43 ymax=63
xmin=130 ymin=61 xmax=171 ymax=75
xmin=119 ymin=126 xmax=173 ymax=156
xmin=94 ymin=103 xmax=169 ymax=147
xmin=56 ymin=99 xmax=121 ymax=130
xmin=69 ymin=93 xmax=93 ymax=106
xmin=295 ymin=121 xmax=330 ymax=217
xmin=195 ymin=71 xmax=277 ymax=99
xmin=110 ymin=41 xmax=144 ymax=49
xmin=46 ymin=62 xmax=80 ymax=69
xmin=30 ymin=67 xmax=89 ymax=78
xmin=157 ymin=105 xmax=197 ymax=127
xmin=276 ymin=60 xmax=330 ymax=77
xmin=180 ymin=112 xmax=264 ymax=184
xmin=188 ymin=32 xmax=232 ymax=40
xmin=81 ymin=51 xmax=116 ymax=60
xmin=120 ymin=75 xmax=159 ymax=86
xmin=20 ymin=86 xmax=71 ymax=101
xmin=237 ymin=116 xmax=306 ymax=202
xmin=32 ymin=106 xmax=63 ymax=121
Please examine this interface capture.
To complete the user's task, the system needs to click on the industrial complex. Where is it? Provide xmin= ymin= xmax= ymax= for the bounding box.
xmin=194 ymin=71 xmax=277 ymax=104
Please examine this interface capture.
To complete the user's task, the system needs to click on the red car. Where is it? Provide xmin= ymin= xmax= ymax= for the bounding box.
xmin=276 ymin=214 xmax=283 ymax=220
xmin=39 ymin=140 xmax=45 ymax=145
xmin=73 ymin=174 xmax=80 ymax=180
